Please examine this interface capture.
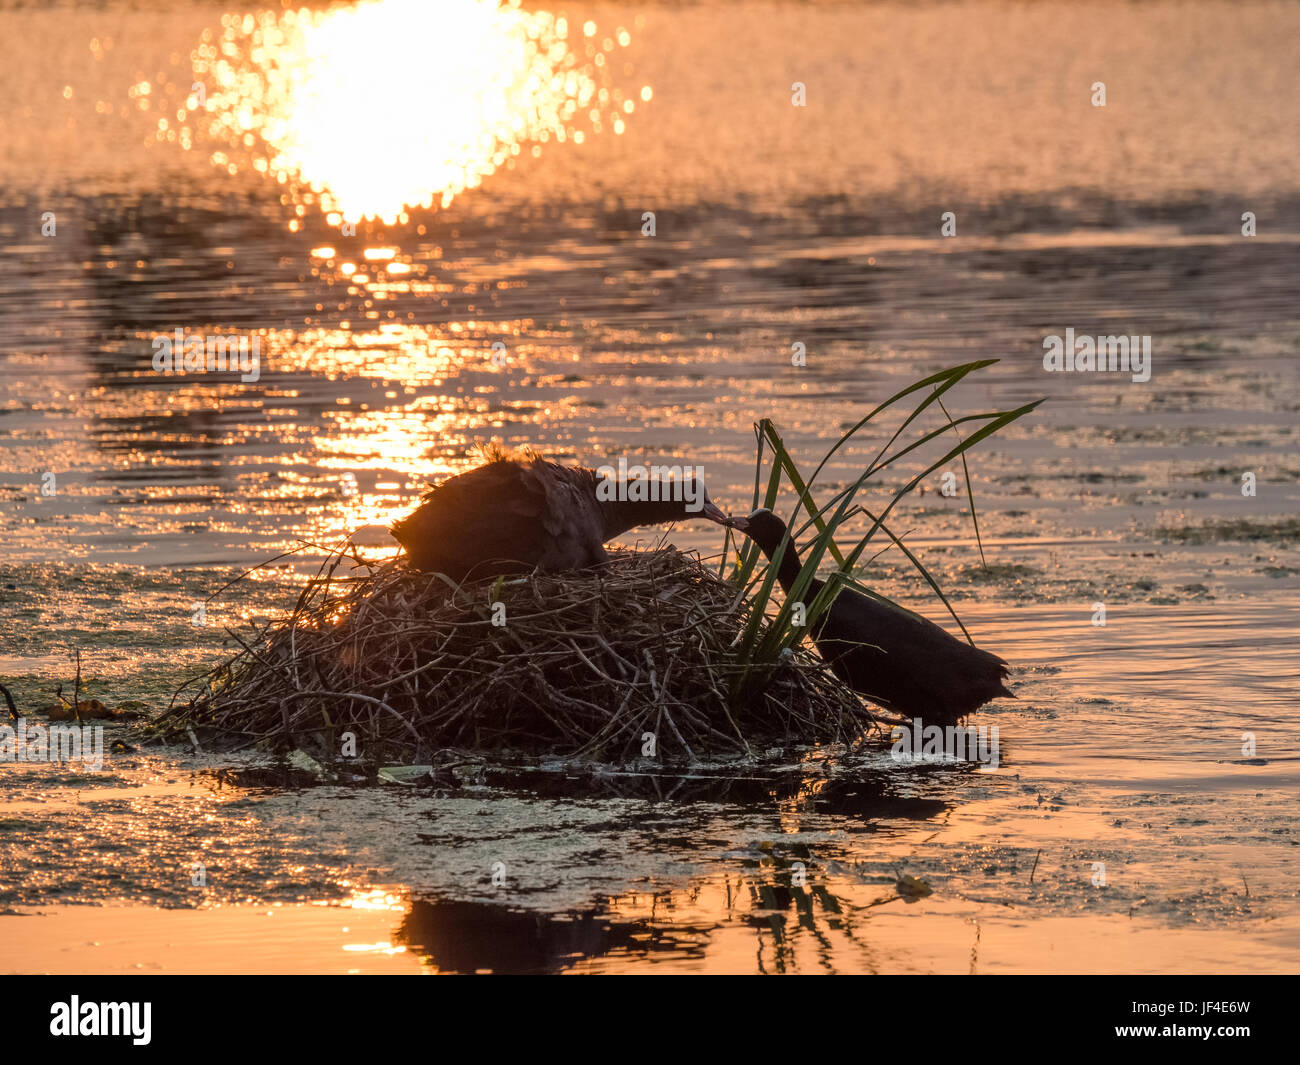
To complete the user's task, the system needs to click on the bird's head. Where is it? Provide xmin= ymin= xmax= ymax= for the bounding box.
xmin=727 ymin=507 xmax=791 ymax=553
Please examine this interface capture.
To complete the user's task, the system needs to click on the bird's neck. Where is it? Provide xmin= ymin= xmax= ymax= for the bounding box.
xmin=600 ymin=493 xmax=692 ymax=540
xmin=758 ymin=532 xmax=806 ymax=594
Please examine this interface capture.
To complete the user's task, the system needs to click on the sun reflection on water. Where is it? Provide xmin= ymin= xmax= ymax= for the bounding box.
xmin=150 ymin=0 xmax=646 ymax=225
xmin=339 ymin=887 xmax=407 ymax=912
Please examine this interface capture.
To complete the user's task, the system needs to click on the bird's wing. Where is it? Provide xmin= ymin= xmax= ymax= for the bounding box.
xmin=527 ymin=462 xmax=607 ymax=566
xmin=391 ymin=461 xmax=550 ymax=572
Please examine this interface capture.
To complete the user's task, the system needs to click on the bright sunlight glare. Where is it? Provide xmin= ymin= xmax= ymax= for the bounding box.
xmin=153 ymin=0 xmax=645 ymax=225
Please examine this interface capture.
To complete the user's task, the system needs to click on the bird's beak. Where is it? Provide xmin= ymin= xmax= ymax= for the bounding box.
xmin=701 ymin=501 xmax=731 ymax=525
xmin=728 ymin=515 xmax=750 ymax=532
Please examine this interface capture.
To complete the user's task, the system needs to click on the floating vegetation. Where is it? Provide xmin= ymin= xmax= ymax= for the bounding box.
xmin=1156 ymin=516 xmax=1300 ymax=544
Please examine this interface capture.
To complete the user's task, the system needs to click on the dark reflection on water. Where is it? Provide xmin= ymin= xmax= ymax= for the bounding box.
xmin=395 ymin=818 xmax=935 ymax=974
xmin=396 ymin=846 xmax=890 ymax=975
xmin=185 ymin=756 xmax=959 ymax=973
xmin=397 ymin=897 xmax=709 ymax=974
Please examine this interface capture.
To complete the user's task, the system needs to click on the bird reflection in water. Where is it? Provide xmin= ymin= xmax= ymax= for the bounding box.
xmin=388 ymin=767 xmax=953 ymax=974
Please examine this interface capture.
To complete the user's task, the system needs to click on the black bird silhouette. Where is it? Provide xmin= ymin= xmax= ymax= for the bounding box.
xmin=390 ymin=449 xmax=731 ymax=581
xmin=734 ymin=508 xmax=1012 ymax=722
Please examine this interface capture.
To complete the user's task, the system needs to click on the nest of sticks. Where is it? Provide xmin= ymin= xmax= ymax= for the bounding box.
xmin=155 ymin=545 xmax=880 ymax=765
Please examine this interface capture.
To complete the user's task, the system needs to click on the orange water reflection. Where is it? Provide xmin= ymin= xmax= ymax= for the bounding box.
xmin=8 ymin=871 xmax=1294 ymax=974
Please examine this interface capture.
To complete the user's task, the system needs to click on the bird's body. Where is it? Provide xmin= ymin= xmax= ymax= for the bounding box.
xmin=736 ymin=509 xmax=1012 ymax=722
xmin=390 ymin=451 xmax=729 ymax=582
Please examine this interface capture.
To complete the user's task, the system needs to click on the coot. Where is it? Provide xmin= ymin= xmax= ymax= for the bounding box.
xmin=735 ymin=508 xmax=1012 ymax=721
xmin=391 ymin=452 xmax=732 ymax=582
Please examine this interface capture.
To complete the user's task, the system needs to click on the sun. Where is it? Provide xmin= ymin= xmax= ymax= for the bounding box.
xmin=155 ymin=0 xmax=647 ymax=226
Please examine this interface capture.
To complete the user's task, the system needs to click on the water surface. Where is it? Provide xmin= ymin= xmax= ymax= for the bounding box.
xmin=1 ymin=0 xmax=1297 ymax=974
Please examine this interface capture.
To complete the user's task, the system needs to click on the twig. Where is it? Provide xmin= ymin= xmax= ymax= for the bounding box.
xmin=0 ymin=682 xmax=18 ymax=721
xmin=73 ymin=648 xmax=83 ymax=725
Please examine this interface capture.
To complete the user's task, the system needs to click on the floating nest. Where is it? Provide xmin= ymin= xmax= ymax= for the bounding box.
xmin=154 ymin=545 xmax=881 ymax=765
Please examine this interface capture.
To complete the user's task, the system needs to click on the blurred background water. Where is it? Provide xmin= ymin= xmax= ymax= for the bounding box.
xmin=0 ymin=0 xmax=1297 ymax=973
